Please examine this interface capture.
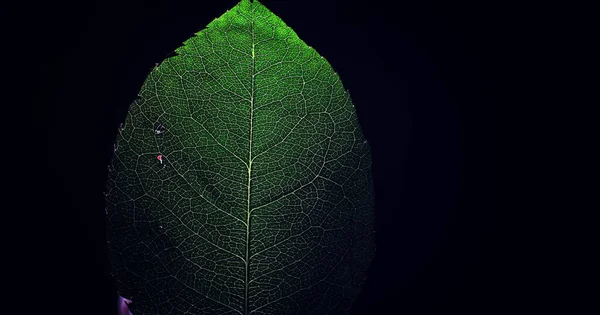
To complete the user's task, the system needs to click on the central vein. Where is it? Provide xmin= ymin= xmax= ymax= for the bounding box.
xmin=244 ymin=3 xmax=255 ymax=315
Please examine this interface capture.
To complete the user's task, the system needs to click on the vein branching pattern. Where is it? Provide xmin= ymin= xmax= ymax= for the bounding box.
xmin=105 ymin=1 xmax=374 ymax=314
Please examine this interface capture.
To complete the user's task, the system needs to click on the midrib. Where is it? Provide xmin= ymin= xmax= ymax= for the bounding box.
xmin=244 ymin=2 xmax=255 ymax=315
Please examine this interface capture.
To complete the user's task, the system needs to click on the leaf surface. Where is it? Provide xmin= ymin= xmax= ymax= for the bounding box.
xmin=105 ymin=1 xmax=374 ymax=314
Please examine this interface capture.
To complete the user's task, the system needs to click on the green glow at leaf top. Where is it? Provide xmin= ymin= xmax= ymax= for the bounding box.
xmin=105 ymin=0 xmax=375 ymax=314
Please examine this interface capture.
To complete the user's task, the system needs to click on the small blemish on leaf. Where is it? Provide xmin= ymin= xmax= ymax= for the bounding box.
xmin=154 ymin=122 xmax=167 ymax=135
xmin=118 ymin=295 xmax=133 ymax=315
xmin=157 ymin=154 xmax=166 ymax=169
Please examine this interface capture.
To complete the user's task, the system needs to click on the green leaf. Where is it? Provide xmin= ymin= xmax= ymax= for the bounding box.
xmin=105 ymin=0 xmax=374 ymax=314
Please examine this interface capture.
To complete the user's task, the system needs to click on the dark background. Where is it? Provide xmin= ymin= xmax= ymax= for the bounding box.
xmin=7 ymin=0 xmax=567 ymax=314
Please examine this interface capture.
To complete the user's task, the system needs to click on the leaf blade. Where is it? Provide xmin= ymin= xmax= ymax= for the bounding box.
xmin=106 ymin=1 xmax=374 ymax=314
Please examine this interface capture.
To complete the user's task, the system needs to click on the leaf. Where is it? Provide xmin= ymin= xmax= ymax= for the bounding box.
xmin=105 ymin=1 xmax=374 ymax=314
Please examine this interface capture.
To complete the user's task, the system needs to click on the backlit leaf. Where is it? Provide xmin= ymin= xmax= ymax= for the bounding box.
xmin=105 ymin=1 xmax=374 ymax=314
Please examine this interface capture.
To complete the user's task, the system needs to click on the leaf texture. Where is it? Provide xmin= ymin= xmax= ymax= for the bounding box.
xmin=105 ymin=1 xmax=374 ymax=314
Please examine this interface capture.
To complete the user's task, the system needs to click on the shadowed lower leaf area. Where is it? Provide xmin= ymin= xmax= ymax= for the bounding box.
xmin=105 ymin=0 xmax=374 ymax=314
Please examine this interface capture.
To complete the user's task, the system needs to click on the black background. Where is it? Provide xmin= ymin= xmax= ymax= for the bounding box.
xmin=7 ymin=0 xmax=567 ymax=314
